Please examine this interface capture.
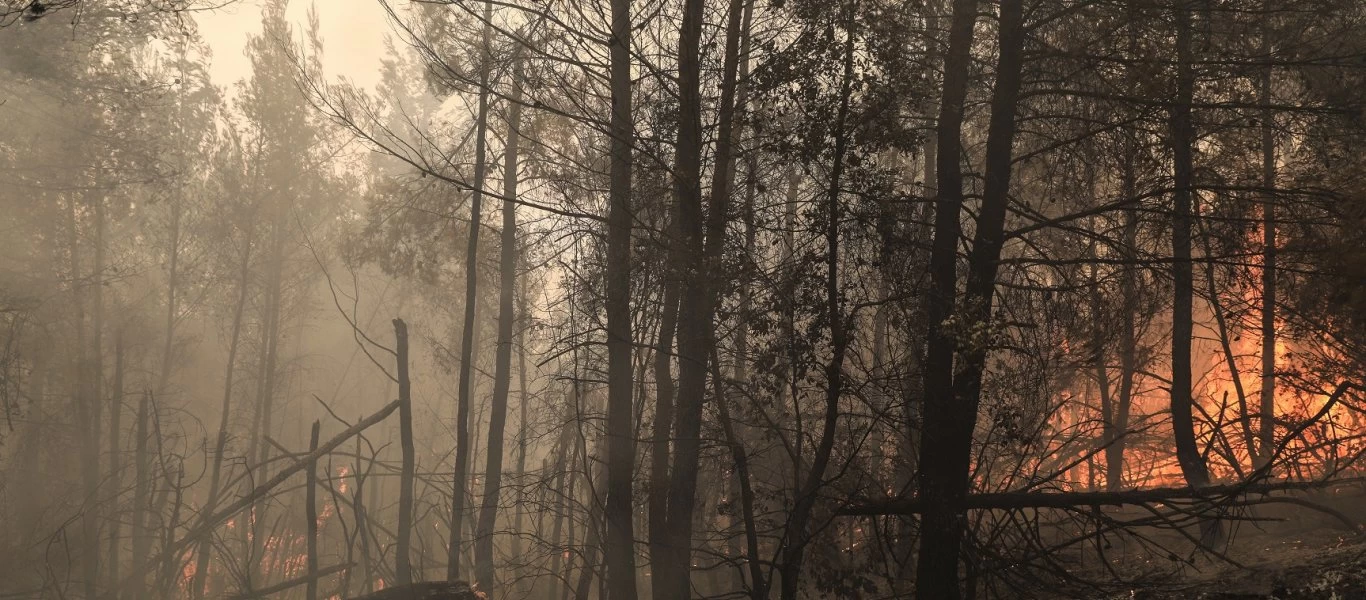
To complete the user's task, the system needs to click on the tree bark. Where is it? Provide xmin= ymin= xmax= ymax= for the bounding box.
xmin=192 ymin=234 xmax=254 ymax=600
xmin=129 ymin=390 xmax=151 ymax=600
xmin=106 ymin=329 xmax=125 ymax=592
xmin=1168 ymin=0 xmax=1219 ymax=547
xmin=474 ymin=48 xmax=523 ymax=593
xmin=394 ymin=318 xmax=415 ymax=585
xmin=449 ymin=0 xmax=494 ymax=581
xmin=306 ymin=420 xmax=321 ymax=600
xmin=658 ymin=0 xmax=746 ymax=593
xmin=1257 ymin=34 xmax=1277 ymax=469
xmin=911 ymin=0 xmax=979 ymax=592
xmin=604 ymin=0 xmax=641 ymax=596
xmin=354 ymin=423 xmax=374 ymax=595
xmin=917 ymin=0 xmax=1024 ymax=596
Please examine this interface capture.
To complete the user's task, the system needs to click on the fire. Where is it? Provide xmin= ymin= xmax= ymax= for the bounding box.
xmin=1040 ymin=224 xmax=1362 ymax=491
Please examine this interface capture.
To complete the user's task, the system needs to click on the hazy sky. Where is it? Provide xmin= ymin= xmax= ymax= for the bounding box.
xmin=196 ymin=0 xmax=391 ymax=91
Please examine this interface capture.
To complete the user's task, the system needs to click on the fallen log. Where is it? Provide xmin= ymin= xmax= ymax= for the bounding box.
xmin=346 ymin=581 xmax=480 ymax=600
xmin=836 ymin=477 xmax=1366 ymax=516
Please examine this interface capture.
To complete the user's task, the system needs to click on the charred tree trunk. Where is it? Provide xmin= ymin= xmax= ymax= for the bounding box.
xmin=106 ymin=329 xmax=125 ymax=592
xmin=652 ymin=0 xmax=704 ymax=593
xmin=394 ymin=319 xmax=415 ymax=585
xmin=604 ymin=0 xmax=641 ymax=596
xmin=193 ymin=236 xmax=254 ymax=600
xmin=306 ymin=420 xmax=321 ymax=600
xmin=917 ymin=0 xmax=1024 ymax=596
xmin=1256 ymin=36 xmax=1277 ymax=469
xmin=658 ymin=0 xmax=745 ymax=592
xmin=449 ymin=1 xmax=494 ymax=581
xmin=1169 ymin=0 xmax=1220 ymax=546
xmin=354 ymin=424 xmax=374 ymax=595
xmin=912 ymin=0 xmax=978 ymax=592
xmin=129 ymin=390 xmax=152 ymax=600
xmin=474 ymin=49 xmax=524 ymax=594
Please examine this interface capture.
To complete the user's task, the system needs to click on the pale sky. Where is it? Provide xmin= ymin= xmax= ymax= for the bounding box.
xmin=195 ymin=0 xmax=392 ymax=92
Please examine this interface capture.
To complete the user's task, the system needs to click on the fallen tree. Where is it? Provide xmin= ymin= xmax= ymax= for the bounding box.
xmin=103 ymin=399 xmax=402 ymax=600
xmin=843 ymin=382 xmax=1364 ymax=516
xmin=837 ymin=477 xmax=1366 ymax=515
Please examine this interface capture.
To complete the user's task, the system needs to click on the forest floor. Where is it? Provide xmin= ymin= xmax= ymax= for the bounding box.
xmin=1096 ymin=487 xmax=1366 ymax=599
xmin=1164 ymin=532 xmax=1366 ymax=599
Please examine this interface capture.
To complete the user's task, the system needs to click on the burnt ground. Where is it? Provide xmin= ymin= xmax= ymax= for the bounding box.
xmin=1084 ymin=485 xmax=1366 ymax=599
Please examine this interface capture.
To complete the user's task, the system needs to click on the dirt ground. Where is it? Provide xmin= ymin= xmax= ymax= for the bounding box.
xmin=1094 ymin=486 xmax=1366 ymax=599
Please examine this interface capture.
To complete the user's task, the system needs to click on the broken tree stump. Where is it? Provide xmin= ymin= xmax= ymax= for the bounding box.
xmin=346 ymin=582 xmax=480 ymax=600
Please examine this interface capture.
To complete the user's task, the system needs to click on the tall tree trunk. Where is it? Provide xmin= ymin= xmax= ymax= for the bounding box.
xmin=247 ymin=211 xmax=287 ymax=588
xmin=604 ymin=0 xmax=640 ymax=596
xmin=544 ymin=427 xmax=572 ymax=600
xmin=1090 ymin=275 xmax=1118 ymax=490
xmin=912 ymin=0 xmax=978 ymax=591
xmin=916 ymin=0 xmax=1024 ymax=595
xmin=129 ymin=390 xmax=151 ymax=600
xmin=160 ymin=467 xmax=185 ymax=598
xmin=725 ymin=1 xmax=761 ymax=594
xmin=68 ymin=190 xmax=102 ymax=600
xmin=449 ymin=1 xmax=494 ymax=580
xmin=511 ymin=250 xmax=530 ymax=573
xmin=1256 ymin=36 xmax=1277 ymax=469
xmin=1169 ymin=0 xmax=1219 ymax=546
xmin=1108 ymin=185 xmax=1139 ymax=491
xmin=106 ymin=330 xmax=125 ymax=592
xmin=394 ymin=319 xmax=415 ymax=584
xmin=648 ymin=31 xmax=685 ymax=600
xmin=192 ymin=238 xmax=254 ymax=600
xmin=659 ymin=0 xmax=745 ymax=592
xmin=353 ymin=427 xmax=374 ymax=595
xmin=157 ymin=198 xmax=181 ymax=396
xmin=306 ymin=420 xmax=321 ymax=600
xmin=572 ymin=434 xmax=607 ymax=600
xmin=474 ymin=49 xmax=524 ymax=593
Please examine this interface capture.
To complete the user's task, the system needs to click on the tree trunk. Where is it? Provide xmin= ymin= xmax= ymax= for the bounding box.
xmin=247 ymin=210 xmax=288 ymax=588
xmin=67 ymin=191 xmax=101 ymax=600
xmin=129 ymin=390 xmax=151 ymax=600
xmin=306 ymin=421 xmax=321 ymax=600
xmin=157 ymin=198 xmax=181 ymax=397
xmin=474 ymin=49 xmax=524 ymax=593
xmin=605 ymin=0 xmax=641 ymax=596
xmin=912 ymin=0 xmax=979 ymax=592
xmin=106 ymin=330 xmax=125 ymax=592
xmin=1257 ymin=37 xmax=1277 ymax=469
xmin=917 ymin=0 xmax=1024 ymax=595
xmin=1109 ymin=181 xmax=1139 ymax=492
xmin=1169 ymin=0 xmax=1220 ymax=546
xmin=193 ymin=236 xmax=254 ymax=600
xmin=658 ymin=0 xmax=745 ymax=592
xmin=449 ymin=0 xmax=494 ymax=580
xmin=511 ymin=249 xmax=530 ymax=574
xmin=354 ymin=422 xmax=374 ymax=595
xmin=394 ymin=318 xmax=416 ymax=585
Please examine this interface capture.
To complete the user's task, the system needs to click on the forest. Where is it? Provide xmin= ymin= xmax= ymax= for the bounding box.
xmin=1 ymin=0 xmax=1365 ymax=598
